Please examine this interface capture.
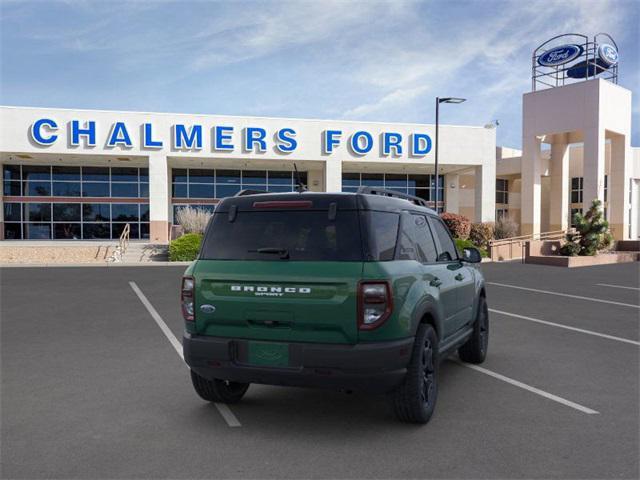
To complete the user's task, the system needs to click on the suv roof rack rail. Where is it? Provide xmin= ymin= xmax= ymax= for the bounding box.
xmin=356 ymin=186 xmax=430 ymax=208
xmin=234 ymin=189 xmax=268 ymax=197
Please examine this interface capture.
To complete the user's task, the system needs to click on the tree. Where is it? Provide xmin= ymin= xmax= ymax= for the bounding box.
xmin=560 ymin=199 xmax=613 ymax=256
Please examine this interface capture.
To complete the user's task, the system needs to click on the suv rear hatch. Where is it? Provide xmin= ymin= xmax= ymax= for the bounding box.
xmin=193 ymin=195 xmax=363 ymax=344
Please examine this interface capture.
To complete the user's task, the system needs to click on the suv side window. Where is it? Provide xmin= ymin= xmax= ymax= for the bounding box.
xmin=412 ymin=214 xmax=438 ymax=263
xmin=428 ymin=217 xmax=458 ymax=262
xmin=365 ymin=211 xmax=400 ymax=261
xmin=396 ymin=213 xmax=438 ymax=263
xmin=396 ymin=214 xmax=419 ymax=261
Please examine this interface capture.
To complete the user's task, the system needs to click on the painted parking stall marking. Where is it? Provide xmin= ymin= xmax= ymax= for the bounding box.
xmin=129 ymin=281 xmax=242 ymax=428
xmin=490 ymin=308 xmax=640 ymax=346
xmin=596 ymin=283 xmax=640 ymax=291
xmin=488 ymin=282 xmax=640 ymax=309
xmin=454 ymin=361 xmax=600 ymax=415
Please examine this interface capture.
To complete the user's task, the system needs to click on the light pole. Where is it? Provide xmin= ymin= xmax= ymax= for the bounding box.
xmin=435 ymin=97 xmax=466 ymax=210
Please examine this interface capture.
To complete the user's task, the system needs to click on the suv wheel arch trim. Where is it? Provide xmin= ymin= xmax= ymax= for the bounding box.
xmin=412 ymin=304 xmax=443 ymax=340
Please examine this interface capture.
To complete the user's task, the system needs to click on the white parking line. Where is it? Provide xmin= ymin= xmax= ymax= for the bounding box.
xmin=489 ymin=308 xmax=640 ymax=346
xmin=596 ymin=283 xmax=640 ymax=291
xmin=129 ymin=281 xmax=242 ymax=428
xmin=488 ymin=282 xmax=640 ymax=309
xmin=454 ymin=361 xmax=599 ymax=415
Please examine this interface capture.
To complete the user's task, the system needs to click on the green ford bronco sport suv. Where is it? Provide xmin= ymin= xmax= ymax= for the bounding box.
xmin=182 ymin=187 xmax=488 ymax=423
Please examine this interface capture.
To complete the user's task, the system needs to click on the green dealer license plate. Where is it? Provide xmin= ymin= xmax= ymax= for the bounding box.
xmin=248 ymin=341 xmax=289 ymax=367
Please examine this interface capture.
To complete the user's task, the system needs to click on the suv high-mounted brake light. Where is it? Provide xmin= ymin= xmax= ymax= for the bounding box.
xmin=181 ymin=276 xmax=195 ymax=322
xmin=252 ymin=200 xmax=313 ymax=209
xmin=358 ymin=281 xmax=393 ymax=330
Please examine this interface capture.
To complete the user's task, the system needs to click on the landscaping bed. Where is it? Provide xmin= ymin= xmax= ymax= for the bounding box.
xmin=525 ymin=251 xmax=638 ymax=268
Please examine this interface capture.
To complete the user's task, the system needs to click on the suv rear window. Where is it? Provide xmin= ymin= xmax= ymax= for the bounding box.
xmin=200 ymin=210 xmax=363 ymax=261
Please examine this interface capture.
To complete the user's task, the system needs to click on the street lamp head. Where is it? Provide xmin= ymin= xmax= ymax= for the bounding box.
xmin=438 ymin=97 xmax=466 ymax=104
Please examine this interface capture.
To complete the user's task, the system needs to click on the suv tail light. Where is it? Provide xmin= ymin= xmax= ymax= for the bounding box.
xmin=181 ymin=276 xmax=195 ymax=322
xmin=358 ymin=281 xmax=393 ymax=330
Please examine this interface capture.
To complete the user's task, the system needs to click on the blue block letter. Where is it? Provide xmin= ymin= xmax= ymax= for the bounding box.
xmin=383 ymin=132 xmax=403 ymax=156
xmin=30 ymin=118 xmax=58 ymax=145
xmin=107 ymin=122 xmax=133 ymax=147
xmin=350 ymin=131 xmax=373 ymax=155
xmin=143 ymin=123 xmax=163 ymax=148
xmin=411 ymin=133 xmax=432 ymax=156
xmin=323 ymin=130 xmax=342 ymax=154
xmin=174 ymin=124 xmax=203 ymax=149
xmin=244 ymin=127 xmax=267 ymax=152
xmin=214 ymin=126 xmax=234 ymax=151
xmin=275 ymin=128 xmax=297 ymax=153
xmin=71 ymin=120 xmax=96 ymax=146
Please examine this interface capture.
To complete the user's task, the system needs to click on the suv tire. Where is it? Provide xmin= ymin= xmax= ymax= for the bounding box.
xmin=389 ymin=324 xmax=438 ymax=424
xmin=190 ymin=370 xmax=250 ymax=404
xmin=458 ymin=295 xmax=489 ymax=364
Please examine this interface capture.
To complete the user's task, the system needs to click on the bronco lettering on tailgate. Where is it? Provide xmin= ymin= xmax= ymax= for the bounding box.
xmin=230 ymin=285 xmax=312 ymax=297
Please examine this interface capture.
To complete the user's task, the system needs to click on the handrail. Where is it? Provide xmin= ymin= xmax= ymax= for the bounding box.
xmin=488 ymin=228 xmax=575 ymax=263
xmin=489 ymin=229 xmax=570 ymax=247
xmin=119 ymin=223 xmax=131 ymax=254
xmin=106 ymin=223 xmax=131 ymax=262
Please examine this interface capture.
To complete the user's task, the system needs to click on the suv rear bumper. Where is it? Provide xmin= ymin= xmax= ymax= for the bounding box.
xmin=183 ymin=333 xmax=414 ymax=393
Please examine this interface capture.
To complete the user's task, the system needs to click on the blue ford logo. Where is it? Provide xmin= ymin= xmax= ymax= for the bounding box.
xmin=200 ymin=304 xmax=216 ymax=314
xmin=598 ymin=44 xmax=618 ymax=66
xmin=538 ymin=44 xmax=583 ymax=67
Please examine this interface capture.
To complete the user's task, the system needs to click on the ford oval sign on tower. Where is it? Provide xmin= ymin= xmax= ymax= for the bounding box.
xmin=532 ymin=33 xmax=619 ymax=91
xmin=537 ymin=44 xmax=583 ymax=67
xmin=598 ymin=43 xmax=618 ymax=66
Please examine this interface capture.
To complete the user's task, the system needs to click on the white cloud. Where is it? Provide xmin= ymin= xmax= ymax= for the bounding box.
xmin=339 ymin=0 xmax=630 ymax=121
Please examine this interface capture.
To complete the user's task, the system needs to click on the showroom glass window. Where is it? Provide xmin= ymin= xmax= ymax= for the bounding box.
xmin=2 ymin=164 xmax=149 ymax=240
xmin=341 ymin=173 xmax=445 ymax=212
xmin=171 ymin=168 xmax=308 ymax=224
xmin=496 ymin=178 xmax=508 ymax=204
xmin=570 ymin=177 xmax=583 ymax=203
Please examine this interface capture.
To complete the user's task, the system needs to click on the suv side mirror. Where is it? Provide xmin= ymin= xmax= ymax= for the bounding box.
xmin=462 ymin=247 xmax=482 ymax=263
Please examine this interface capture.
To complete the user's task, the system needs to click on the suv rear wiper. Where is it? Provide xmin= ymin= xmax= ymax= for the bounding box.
xmin=249 ymin=247 xmax=290 ymax=260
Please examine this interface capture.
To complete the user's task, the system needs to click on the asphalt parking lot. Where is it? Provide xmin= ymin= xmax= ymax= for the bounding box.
xmin=1 ymin=261 xmax=638 ymax=479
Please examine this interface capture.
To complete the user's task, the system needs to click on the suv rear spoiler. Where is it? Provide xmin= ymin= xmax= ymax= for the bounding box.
xmin=357 ymin=186 xmax=429 ymax=208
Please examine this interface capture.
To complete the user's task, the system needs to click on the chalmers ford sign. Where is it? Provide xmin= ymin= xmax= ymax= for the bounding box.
xmin=28 ymin=118 xmax=434 ymax=157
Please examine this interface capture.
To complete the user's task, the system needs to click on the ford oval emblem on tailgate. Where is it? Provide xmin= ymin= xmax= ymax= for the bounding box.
xmin=200 ymin=304 xmax=216 ymax=314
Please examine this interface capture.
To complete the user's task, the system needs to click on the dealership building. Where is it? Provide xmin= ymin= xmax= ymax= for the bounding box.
xmin=0 ymin=107 xmax=498 ymax=243
xmin=0 ymin=34 xmax=638 ymax=246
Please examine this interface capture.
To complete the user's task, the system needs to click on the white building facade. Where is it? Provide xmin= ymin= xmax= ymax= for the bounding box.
xmin=0 ymin=106 xmax=496 ymax=243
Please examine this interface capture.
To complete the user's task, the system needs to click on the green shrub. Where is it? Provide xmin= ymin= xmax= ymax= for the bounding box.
xmin=469 ymin=222 xmax=495 ymax=249
xmin=440 ymin=212 xmax=471 ymax=240
xmin=560 ymin=199 xmax=613 ymax=256
xmin=559 ymin=241 xmax=580 ymax=257
xmin=169 ymin=233 xmax=203 ymax=261
xmin=455 ymin=238 xmax=488 ymax=258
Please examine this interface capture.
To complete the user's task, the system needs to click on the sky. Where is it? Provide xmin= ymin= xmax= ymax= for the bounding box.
xmin=1 ymin=0 xmax=638 ymax=148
